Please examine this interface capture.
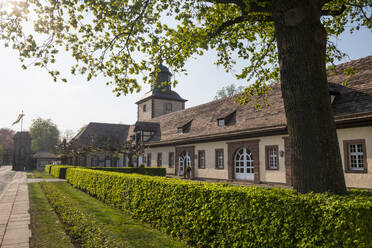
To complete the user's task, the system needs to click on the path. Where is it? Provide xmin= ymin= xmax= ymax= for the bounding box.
xmin=0 ymin=166 xmax=30 ymax=248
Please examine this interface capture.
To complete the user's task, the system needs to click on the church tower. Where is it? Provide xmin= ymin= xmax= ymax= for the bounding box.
xmin=136 ymin=64 xmax=187 ymax=121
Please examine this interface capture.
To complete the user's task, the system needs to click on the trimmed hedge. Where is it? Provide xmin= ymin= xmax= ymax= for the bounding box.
xmin=44 ymin=164 xmax=53 ymax=174
xmin=40 ymin=181 xmax=125 ymax=248
xmin=51 ymin=165 xmax=75 ymax=179
xmin=66 ymin=168 xmax=372 ymax=248
xmin=91 ymin=167 xmax=166 ymax=177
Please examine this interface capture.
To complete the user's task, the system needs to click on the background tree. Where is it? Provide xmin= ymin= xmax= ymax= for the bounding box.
xmin=215 ymin=84 xmax=245 ymax=99
xmin=0 ymin=128 xmax=15 ymax=153
xmin=30 ymin=118 xmax=60 ymax=153
xmin=0 ymin=144 xmax=4 ymax=161
xmin=1 ymin=0 xmax=371 ymax=193
xmin=61 ymin=129 xmax=75 ymax=142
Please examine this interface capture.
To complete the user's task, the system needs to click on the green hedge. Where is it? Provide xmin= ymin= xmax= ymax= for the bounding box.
xmin=66 ymin=168 xmax=372 ymax=248
xmin=39 ymin=181 xmax=125 ymax=248
xmin=91 ymin=167 xmax=166 ymax=177
xmin=44 ymin=164 xmax=53 ymax=174
xmin=51 ymin=165 xmax=75 ymax=179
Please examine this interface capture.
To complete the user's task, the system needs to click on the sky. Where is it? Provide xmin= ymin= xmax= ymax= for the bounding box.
xmin=0 ymin=20 xmax=371 ymax=137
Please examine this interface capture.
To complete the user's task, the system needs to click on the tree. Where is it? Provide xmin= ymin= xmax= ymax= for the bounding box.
xmin=61 ymin=129 xmax=75 ymax=142
xmin=0 ymin=144 xmax=4 ymax=159
xmin=30 ymin=118 xmax=60 ymax=153
xmin=0 ymin=128 xmax=15 ymax=153
xmin=215 ymin=84 xmax=245 ymax=99
xmin=1 ymin=0 xmax=371 ymax=193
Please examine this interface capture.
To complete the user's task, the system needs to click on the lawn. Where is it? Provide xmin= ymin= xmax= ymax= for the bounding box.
xmin=27 ymin=170 xmax=54 ymax=179
xmin=51 ymin=182 xmax=189 ymax=248
xmin=28 ymin=183 xmax=75 ymax=248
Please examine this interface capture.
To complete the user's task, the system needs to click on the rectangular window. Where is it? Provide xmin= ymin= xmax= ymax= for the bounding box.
xmin=178 ymin=128 xmax=183 ymax=134
xmin=198 ymin=150 xmax=205 ymax=169
xmin=169 ymin=152 xmax=174 ymax=168
xmin=165 ymin=103 xmax=172 ymax=112
xmin=157 ymin=152 xmax=162 ymax=167
xmin=215 ymin=149 xmax=224 ymax=169
xmin=147 ymin=153 xmax=151 ymax=167
xmin=143 ymin=104 xmax=147 ymax=112
xmin=344 ymin=139 xmax=367 ymax=173
xmin=218 ymin=119 xmax=225 ymax=127
xmin=265 ymin=145 xmax=279 ymax=170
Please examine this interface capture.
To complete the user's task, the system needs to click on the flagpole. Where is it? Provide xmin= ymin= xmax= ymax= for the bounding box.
xmin=21 ymin=110 xmax=24 ymax=132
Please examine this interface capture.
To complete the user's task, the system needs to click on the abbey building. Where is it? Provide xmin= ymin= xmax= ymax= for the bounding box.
xmin=74 ymin=56 xmax=372 ymax=189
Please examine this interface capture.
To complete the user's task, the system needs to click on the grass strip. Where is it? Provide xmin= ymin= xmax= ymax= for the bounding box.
xmin=28 ymin=182 xmax=74 ymax=248
xmin=40 ymin=181 xmax=126 ymax=248
xmin=53 ymin=182 xmax=189 ymax=248
xmin=28 ymin=171 xmax=54 ymax=179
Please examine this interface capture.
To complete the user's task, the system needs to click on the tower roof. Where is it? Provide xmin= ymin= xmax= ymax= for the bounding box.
xmin=136 ymin=89 xmax=187 ymax=104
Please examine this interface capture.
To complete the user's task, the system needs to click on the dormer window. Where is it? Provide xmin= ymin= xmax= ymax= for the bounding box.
xmin=177 ymin=120 xmax=192 ymax=134
xmin=217 ymin=111 xmax=236 ymax=127
xmin=329 ymin=87 xmax=340 ymax=104
xmin=218 ymin=119 xmax=225 ymax=127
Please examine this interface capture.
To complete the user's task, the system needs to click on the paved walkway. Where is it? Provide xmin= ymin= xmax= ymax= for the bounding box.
xmin=0 ymin=171 xmax=30 ymax=248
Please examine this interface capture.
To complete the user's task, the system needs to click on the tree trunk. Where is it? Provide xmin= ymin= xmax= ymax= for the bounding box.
xmin=272 ymin=0 xmax=346 ymax=193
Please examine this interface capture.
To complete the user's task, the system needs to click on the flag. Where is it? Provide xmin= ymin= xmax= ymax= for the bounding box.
xmin=12 ymin=114 xmax=24 ymax=125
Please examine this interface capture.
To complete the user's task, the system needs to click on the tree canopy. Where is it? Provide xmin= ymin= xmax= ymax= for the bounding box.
xmin=0 ymin=128 xmax=15 ymax=152
xmin=0 ymin=0 xmax=370 ymax=98
xmin=1 ymin=0 xmax=371 ymax=193
xmin=215 ymin=83 xmax=245 ymax=99
xmin=30 ymin=118 xmax=60 ymax=152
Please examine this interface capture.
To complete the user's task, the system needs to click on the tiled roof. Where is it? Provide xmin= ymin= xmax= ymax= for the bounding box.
xmin=74 ymin=122 xmax=130 ymax=146
xmin=32 ymin=152 xmax=58 ymax=159
xmin=142 ymin=55 xmax=372 ymax=145
xmin=136 ymin=89 xmax=187 ymax=104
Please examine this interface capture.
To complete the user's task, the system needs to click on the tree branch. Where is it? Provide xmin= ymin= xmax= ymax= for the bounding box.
xmin=209 ymin=14 xmax=273 ymax=38
xmin=204 ymin=0 xmax=271 ymax=13
xmin=321 ymin=4 xmax=346 ymax=16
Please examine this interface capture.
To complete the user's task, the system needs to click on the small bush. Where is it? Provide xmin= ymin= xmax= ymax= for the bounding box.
xmin=91 ymin=167 xmax=166 ymax=177
xmin=50 ymin=165 xmax=75 ymax=179
xmin=44 ymin=164 xmax=53 ymax=174
xmin=40 ymin=181 xmax=125 ymax=248
xmin=66 ymin=168 xmax=372 ymax=248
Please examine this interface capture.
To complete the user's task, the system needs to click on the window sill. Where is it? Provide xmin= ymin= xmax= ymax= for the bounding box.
xmin=345 ymin=169 xmax=367 ymax=174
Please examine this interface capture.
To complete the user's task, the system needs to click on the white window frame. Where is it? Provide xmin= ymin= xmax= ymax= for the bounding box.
xmin=268 ymin=147 xmax=278 ymax=169
xmin=217 ymin=150 xmax=223 ymax=169
xmin=218 ymin=119 xmax=225 ymax=127
xmin=349 ymin=143 xmax=364 ymax=171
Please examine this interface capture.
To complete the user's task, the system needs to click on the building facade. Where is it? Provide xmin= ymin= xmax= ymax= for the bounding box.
xmin=77 ymin=56 xmax=372 ymax=189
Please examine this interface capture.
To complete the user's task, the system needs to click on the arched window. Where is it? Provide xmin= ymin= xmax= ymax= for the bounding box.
xmin=234 ymin=148 xmax=254 ymax=180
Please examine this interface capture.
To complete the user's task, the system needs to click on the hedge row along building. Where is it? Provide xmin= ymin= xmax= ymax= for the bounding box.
xmin=73 ymin=55 xmax=372 ymax=189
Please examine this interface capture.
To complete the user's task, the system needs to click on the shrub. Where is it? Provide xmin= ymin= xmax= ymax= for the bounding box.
xmin=40 ymin=181 xmax=125 ymax=248
xmin=50 ymin=165 xmax=75 ymax=179
xmin=44 ymin=164 xmax=53 ymax=174
xmin=66 ymin=168 xmax=372 ymax=248
xmin=91 ymin=167 xmax=166 ymax=177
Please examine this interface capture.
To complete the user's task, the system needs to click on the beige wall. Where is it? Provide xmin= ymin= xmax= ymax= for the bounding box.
xmin=137 ymin=99 xmax=153 ymax=121
xmin=153 ymin=99 xmax=184 ymax=118
xmin=337 ymin=126 xmax=372 ymax=189
xmin=135 ymin=126 xmax=372 ymax=189
xmin=145 ymin=147 xmax=176 ymax=174
xmin=193 ymin=142 xmax=229 ymax=179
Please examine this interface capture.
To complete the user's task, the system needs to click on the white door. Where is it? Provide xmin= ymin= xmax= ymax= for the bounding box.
xmin=235 ymin=148 xmax=254 ymax=180
xmin=178 ymin=152 xmax=191 ymax=176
